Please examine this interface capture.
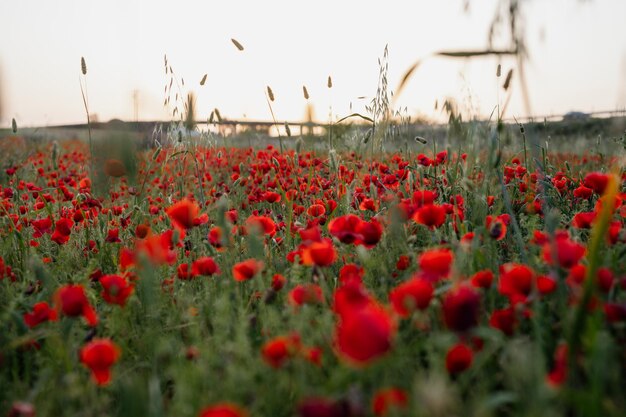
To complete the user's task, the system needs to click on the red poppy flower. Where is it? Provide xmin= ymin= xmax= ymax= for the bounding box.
xmin=23 ymin=302 xmax=58 ymax=328
xmin=583 ymin=172 xmax=609 ymax=194
xmin=307 ymin=204 xmax=326 ymax=217
xmin=288 ymin=284 xmax=324 ymax=306
xmin=542 ymin=234 xmax=586 ymax=269
xmin=418 ymin=248 xmax=453 ymax=282
xmin=261 ymin=333 xmax=302 ymax=368
xmin=135 ymin=224 xmax=150 ymax=239
xmin=300 ymin=238 xmax=337 ymax=267
xmin=335 ymin=303 xmax=395 ymax=366
xmin=413 ymin=204 xmax=446 ymax=228
xmin=442 ymin=284 xmax=481 ymax=332
xmin=572 ymin=211 xmax=596 ymax=229
xmin=135 ymin=231 xmax=178 ymax=266
xmin=271 ymin=273 xmax=286 ymax=291
xmin=198 ymin=403 xmax=248 ymax=417
xmin=100 ymin=274 xmax=134 ymax=306
xmin=498 ymin=263 xmax=535 ymax=304
xmin=208 ymin=226 xmax=226 ymax=251
xmin=486 ymin=215 xmax=507 ymax=240
xmin=54 ymin=284 xmax=98 ymax=326
xmin=328 ymin=214 xmax=364 ymax=244
xmin=356 ymin=218 xmax=383 ymax=248
xmin=338 ymin=264 xmax=364 ymax=285
xmin=372 ymin=387 xmax=408 ymax=416
xmin=31 ymin=217 xmax=53 ymax=238
xmin=105 ymin=228 xmax=121 ymax=243
xmin=166 ymin=198 xmax=200 ymax=230
xmin=191 ymin=256 xmax=220 ymax=276
xmin=51 ymin=218 xmax=73 ymax=245
xmin=389 ymin=277 xmax=433 ymax=318
xmin=80 ymin=338 xmax=121 ymax=386
xmin=395 ymin=255 xmax=411 ymax=271
xmin=232 ymin=259 xmax=264 ymax=281
xmin=245 ymin=215 xmax=276 ymax=237
xmin=445 ymin=343 xmax=473 ymax=375
xmin=470 ymin=270 xmax=494 ymax=289
xmin=489 ymin=307 xmax=518 ymax=336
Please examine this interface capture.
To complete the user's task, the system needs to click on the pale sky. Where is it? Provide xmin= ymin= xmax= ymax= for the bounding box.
xmin=1 ymin=0 xmax=625 ymax=127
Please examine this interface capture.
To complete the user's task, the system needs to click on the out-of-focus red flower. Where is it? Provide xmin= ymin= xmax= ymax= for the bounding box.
xmin=51 ymin=218 xmax=73 ymax=245
xmin=389 ymin=277 xmax=433 ymax=318
xmin=271 ymin=273 xmax=286 ymax=291
xmin=542 ymin=233 xmax=586 ymax=270
xmin=442 ymin=284 xmax=481 ymax=332
xmin=338 ymin=264 xmax=364 ymax=284
xmin=572 ymin=211 xmax=596 ymax=229
xmin=300 ymin=238 xmax=337 ymax=267
xmin=166 ymin=198 xmax=200 ymax=230
xmin=23 ymin=302 xmax=58 ymax=328
xmin=573 ymin=184 xmax=593 ymax=199
xmin=232 ymin=259 xmax=264 ymax=281
xmin=135 ymin=231 xmax=178 ymax=266
xmin=80 ymin=338 xmax=121 ymax=386
xmin=100 ymin=274 xmax=134 ymax=306
xmin=192 ymin=256 xmax=220 ymax=276
xmin=489 ymin=307 xmax=518 ymax=336
xmin=498 ymin=263 xmax=535 ymax=304
xmin=395 ymin=255 xmax=411 ymax=271
xmin=413 ymin=204 xmax=446 ymax=228
xmin=135 ymin=223 xmax=151 ymax=239
xmin=372 ymin=387 xmax=408 ymax=416
xmin=246 ymin=215 xmax=276 ymax=237
xmin=546 ymin=344 xmax=568 ymax=387
xmin=198 ymin=403 xmax=248 ymax=417
xmin=208 ymin=226 xmax=226 ymax=251
xmin=335 ymin=302 xmax=395 ymax=366
xmin=418 ymin=248 xmax=453 ymax=282
xmin=470 ymin=270 xmax=494 ymax=289
xmin=583 ymin=172 xmax=609 ymax=194
xmin=8 ymin=401 xmax=36 ymax=417
xmin=328 ymin=214 xmax=364 ymax=244
xmin=31 ymin=217 xmax=53 ymax=238
xmin=105 ymin=228 xmax=121 ymax=243
xmin=486 ymin=215 xmax=507 ymax=240
xmin=332 ymin=280 xmax=375 ymax=316
xmin=297 ymin=397 xmax=348 ymax=417
xmin=357 ymin=218 xmax=383 ymax=248
xmin=289 ymin=284 xmax=324 ymax=306
xmin=604 ymin=303 xmax=626 ymax=323
xmin=445 ymin=343 xmax=473 ymax=375
xmin=261 ymin=333 xmax=302 ymax=368
xmin=54 ymin=284 xmax=98 ymax=327
xmin=307 ymin=204 xmax=326 ymax=217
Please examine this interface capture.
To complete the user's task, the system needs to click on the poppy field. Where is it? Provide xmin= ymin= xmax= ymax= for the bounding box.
xmin=0 ymin=129 xmax=625 ymax=417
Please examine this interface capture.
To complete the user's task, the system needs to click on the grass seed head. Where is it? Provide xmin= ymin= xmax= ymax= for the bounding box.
xmin=81 ymin=57 xmax=87 ymax=75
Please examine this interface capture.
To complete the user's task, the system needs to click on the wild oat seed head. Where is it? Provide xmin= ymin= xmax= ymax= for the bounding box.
xmin=231 ymin=38 xmax=244 ymax=51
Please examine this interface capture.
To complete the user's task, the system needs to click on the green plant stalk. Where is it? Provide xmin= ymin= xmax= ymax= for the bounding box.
xmin=79 ymin=77 xmax=95 ymax=179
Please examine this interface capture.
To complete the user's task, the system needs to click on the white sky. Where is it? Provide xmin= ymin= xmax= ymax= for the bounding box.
xmin=1 ymin=0 xmax=625 ymax=126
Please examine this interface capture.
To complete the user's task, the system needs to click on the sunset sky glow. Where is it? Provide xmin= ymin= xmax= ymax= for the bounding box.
xmin=1 ymin=0 xmax=625 ymax=127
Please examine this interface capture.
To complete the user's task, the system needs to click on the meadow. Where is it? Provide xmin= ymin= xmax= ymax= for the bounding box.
xmin=1 ymin=110 xmax=626 ymax=417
